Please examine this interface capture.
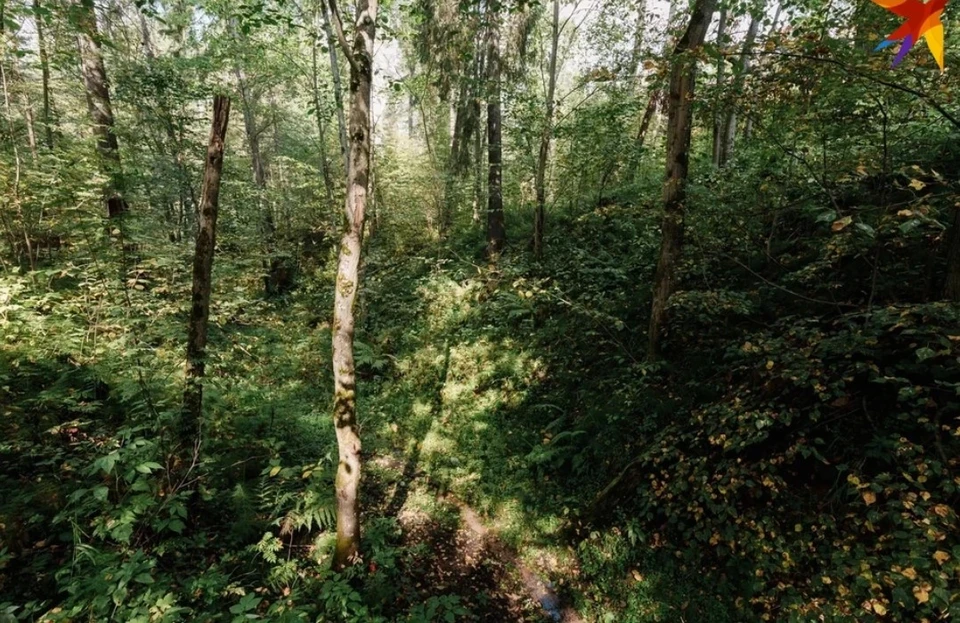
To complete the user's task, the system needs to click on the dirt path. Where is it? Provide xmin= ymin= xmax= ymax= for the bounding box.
xmin=452 ymin=498 xmax=584 ymax=623
xmin=373 ymin=454 xmax=583 ymax=621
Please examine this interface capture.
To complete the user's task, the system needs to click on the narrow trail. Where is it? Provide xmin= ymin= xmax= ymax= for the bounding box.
xmin=450 ymin=497 xmax=584 ymax=623
xmin=373 ymin=454 xmax=583 ymax=622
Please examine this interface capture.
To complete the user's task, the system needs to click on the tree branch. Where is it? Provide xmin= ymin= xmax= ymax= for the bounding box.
xmin=731 ymin=49 xmax=960 ymax=131
xmin=326 ymin=0 xmax=360 ymax=74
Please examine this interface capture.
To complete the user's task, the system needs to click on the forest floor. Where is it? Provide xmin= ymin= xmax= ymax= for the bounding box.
xmin=370 ymin=453 xmax=585 ymax=622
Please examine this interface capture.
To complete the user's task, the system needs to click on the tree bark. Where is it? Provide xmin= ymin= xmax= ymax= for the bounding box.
xmin=485 ymin=10 xmax=505 ymax=256
xmin=533 ymin=0 xmax=559 ymax=259
xmin=321 ymin=0 xmax=350 ymax=177
xmin=311 ymin=6 xmax=335 ymax=207
xmin=711 ymin=8 xmax=727 ymax=167
xmin=33 ymin=0 xmax=54 ymax=149
xmin=719 ymin=13 xmax=759 ymax=166
xmin=328 ymin=0 xmax=376 ymax=571
xmin=76 ymin=0 xmax=127 ymax=217
xmin=633 ymin=0 xmax=678 ymax=158
xmin=647 ymin=0 xmax=717 ymax=360
xmin=182 ymin=95 xmax=230 ymax=449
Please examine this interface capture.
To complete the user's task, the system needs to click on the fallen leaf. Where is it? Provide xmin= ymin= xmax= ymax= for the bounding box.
xmin=913 ymin=586 xmax=929 ymax=603
xmin=832 ymin=216 xmax=853 ymax=232
xmin=862 ymin=491 xmax=877 ymax=506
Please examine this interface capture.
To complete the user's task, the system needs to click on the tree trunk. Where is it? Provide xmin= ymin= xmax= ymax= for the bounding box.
xmin=633 ymin=0 xmax=678 ymax=158
xmin=647 ymin=0 xmax=717 ymax=360
xmin=33 ymin=0 xmax=54 ymax=149
xmin=744 ymin=3 xmax=781 ymax=142
xmin=311 ymin=7 xmax=335 ymax=207
xmin=719 ymin=13 xmax=759 ymax=166
xmin=328 ymin=0 xmax=376 ymax=571
xmin=533 ymin=0 xmax=559 ymax=259
xmin=76 ymin=0 xmax=127 ymax=217
xmin=485 ymin=10 xmax=505 ymax=256
xmin=626 ymin=0 xmax=648 ymax=83
xmin=182 ymin=95 xmax=230 ymax=449
xmin=321 ymin=0 xmax=350 ymax=176
xmin=944 ymin=206 xmax=960 ymax=301
xmin=711 ymin=8 xmax=727 ymax=167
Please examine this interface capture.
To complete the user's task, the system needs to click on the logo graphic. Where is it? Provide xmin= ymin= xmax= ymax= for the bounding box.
xmin=873 ymin=0 xmax=947 ymax=70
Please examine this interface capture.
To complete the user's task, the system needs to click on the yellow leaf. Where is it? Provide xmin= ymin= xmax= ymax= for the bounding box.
xmin=832 ymin=216 xmax=853 ymax=232
xmin=862 ymin=490 xmax=877 ymax=506
xmin=821 ymin=576 xmax=832 ymax=584
xmin=766 ymin=360 xmax=774 ymax=370
xmin=631 ymin=569 xmax=644 ymax=582
xmin=913 ymin=586 xmax=929 ymax=603
xmin=873 ymin=602 xmax=887 ymax=616
xmin=897 ymin=209 xmax=914 ymax=217
xmin=909 ymin=178 xmax=926 ymax=191
xmin=901 ymin=567 xmax=917 ymax=580
xmin=847 ymin=474 xmax=861 ymax=486
xmin=269 ymin=466 xmax=282 ymax=477
xmin=933 ymin=550 xmax=950 ymax=565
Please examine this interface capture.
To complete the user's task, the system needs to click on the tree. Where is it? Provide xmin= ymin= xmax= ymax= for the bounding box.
xmin=182 ymin=95 xmax=231 ymax=454
xmin=533 ymin=0 xmax=559 ymax=259
xmin=647 ymin=0 xmax=717 ymax=359
xmin=718 ymin=9 xmax=760 ymax=166
xmin=75 ymin=0 xmax=127 ymax=217
xmin=711 ymin=7 xmax=728 ymax=167
xmin=33 ymin=0 xmax=54 ymax=149
xmin=320 ymin=0 xmax=349 ymax=176
xmin=485 ymin=3 xmax=505 ymax=256
xmin=326 ymin=0 xmax=377 ymax=571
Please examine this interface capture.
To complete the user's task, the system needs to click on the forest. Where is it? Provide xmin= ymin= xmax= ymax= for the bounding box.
xmin=1 ymin=0 xmax=959 ymax=620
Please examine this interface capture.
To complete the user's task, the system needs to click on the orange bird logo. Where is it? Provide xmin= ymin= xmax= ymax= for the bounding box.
xmin=873 ymin=0 xmax=947 ymax=70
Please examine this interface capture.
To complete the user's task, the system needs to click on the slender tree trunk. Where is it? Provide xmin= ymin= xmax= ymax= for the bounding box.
xmin=328 ymin=0 xmax=376 ymax=571
xmin=647 ymin=0 xmax=717 ymax=359
xmin=945 ymin=206 xmax=960 ymax=301
xmin=485 ymin=10 xmax=505 ymax=256
xmin=33 ymin=0 xmax=54 ymax=149
xmin=744 ymin=3 xmax=781 ymax=141
xmin=0 ymin=0 xmax=33 ymax=270
xmin=473 ymin=113 xmax=486 ymax=224
xmin=719 ymin=13 xmax=759 ymax=166
xmin=76 ymin=0 xmax=127 ymax=217
xmin=182 ymin=95 xmax=231 ymax=447
xmin=635 ymin=94 xmax=658 ymax=151
xmin=711 ymin=8 xmax=727 ymax=167
xmin=311 ymin=8 xmax=335 ymax=206
xmin=633 ymin=0 xmax=678 ymax=157
xmin=533 ymin=0 xmax=559 ymax=259
xmin=626 ymin=0 xmax=648 ymax=82
xmin=321 ymin=0 xmax=349 ymax=176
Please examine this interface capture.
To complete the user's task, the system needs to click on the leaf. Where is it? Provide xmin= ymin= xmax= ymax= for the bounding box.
xmin=933 ymin=550 xmax=950 ymax=565
xmin=268 ymin=466 xmax=282 ymax=477
xmin=93 ymin=486 xmax=109 ymax=501
xmin=913 ymin=585 xmax=929 ymax=603
xmin=900 ymin=567 xmax=917 ymax=580
xmin=136 ymin=461 xmax=162 ymax=474
xmin=916 ymin=347 xmax=936 ymax=362
xmin=909 ymin=178 xmax=926 ymax=191
xmin=862 ymin=491 xmax=876 ymax=506
xmin=832 ymin=216 xmax=852 ymax=232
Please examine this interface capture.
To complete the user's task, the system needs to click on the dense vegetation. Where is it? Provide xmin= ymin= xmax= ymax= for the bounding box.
xmin=1 ymin=0 xmax=959 ymax=621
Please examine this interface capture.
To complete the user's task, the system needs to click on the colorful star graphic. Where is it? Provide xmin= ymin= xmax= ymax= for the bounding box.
xmin=873 ymin=0 xmax=947 ymax=70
